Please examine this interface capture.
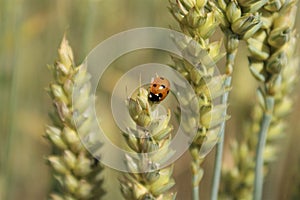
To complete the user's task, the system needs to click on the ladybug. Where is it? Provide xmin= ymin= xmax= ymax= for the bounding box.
xmin=148 ymin=76 xmax=170 ymax=102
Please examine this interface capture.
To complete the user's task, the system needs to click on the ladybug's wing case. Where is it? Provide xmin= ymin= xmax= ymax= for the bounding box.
xmin=148 ymin=77 xmax=170 ymax=102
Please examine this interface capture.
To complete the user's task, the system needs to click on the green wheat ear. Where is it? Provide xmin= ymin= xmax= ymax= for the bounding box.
xmin=45 ymin=36 xmax=105 ymax=200
xmin=169 ymin=1 xmax=230 ymax=199
xmin=220 ymin=1 xmax=299 ymax=199
xmin=119 ymin=87 xmax=176 ymax=200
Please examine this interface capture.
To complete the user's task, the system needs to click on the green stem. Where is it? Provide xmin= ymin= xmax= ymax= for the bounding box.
xmin=253 ymin=97 xmax=274 ymax=200
xmin=192 ymin=158 xmax=202 ymax=200
xmin=0 ymin=1 xmax=10 ymax=198
xmin=82 ymin=0 xmax=97 ymax=54
xmin=211 ymin=77 xmax=231 ymax=200
xmin=193 ymin=185 xmax=200 ymax=200
xmin=3 ymin=1 xmax=23 ymax=199
xmin=211 ymin=48 xmax=236 ymax=200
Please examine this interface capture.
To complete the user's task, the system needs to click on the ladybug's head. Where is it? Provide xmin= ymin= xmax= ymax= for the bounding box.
xmin=148 ymin=92 xmax=162 ymax=102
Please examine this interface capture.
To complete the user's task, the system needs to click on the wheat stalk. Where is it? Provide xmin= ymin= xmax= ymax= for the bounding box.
xmin=46 ymin=36 xmax=105 ymax=200
xmin=119 ymin=87 xmax=176 ymax=200
xmin=220 ymin=1 xmax=299 ymax=199
xmin=208 ymin=1 xmax=267 ymax=198
xmin=168 ymin=1 xmax=230 ymax=199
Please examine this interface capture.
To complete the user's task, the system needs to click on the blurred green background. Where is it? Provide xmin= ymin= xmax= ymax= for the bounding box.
xmin=1 ymin=0 xmax=300 ymax=199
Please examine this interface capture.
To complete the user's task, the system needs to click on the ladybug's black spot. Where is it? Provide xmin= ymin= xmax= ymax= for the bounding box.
xmin=148 ymin=92 xmax=160 ymax=102
xmin=159 ymin=93 xmax=163 ymax=97
xmin=167 ymin=90 xmax=169 ymax=94
xmin=160 ymin=77 xmax=165 ymax=80
xmin=153 ymin=84 xmax=157 ymax=87
xmin=161 ymin=85 xmax=165 ymax=88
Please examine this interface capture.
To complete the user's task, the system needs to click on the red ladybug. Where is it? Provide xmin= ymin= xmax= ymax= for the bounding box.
xmin=148 ymin=76 xmax=170 ymax=102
